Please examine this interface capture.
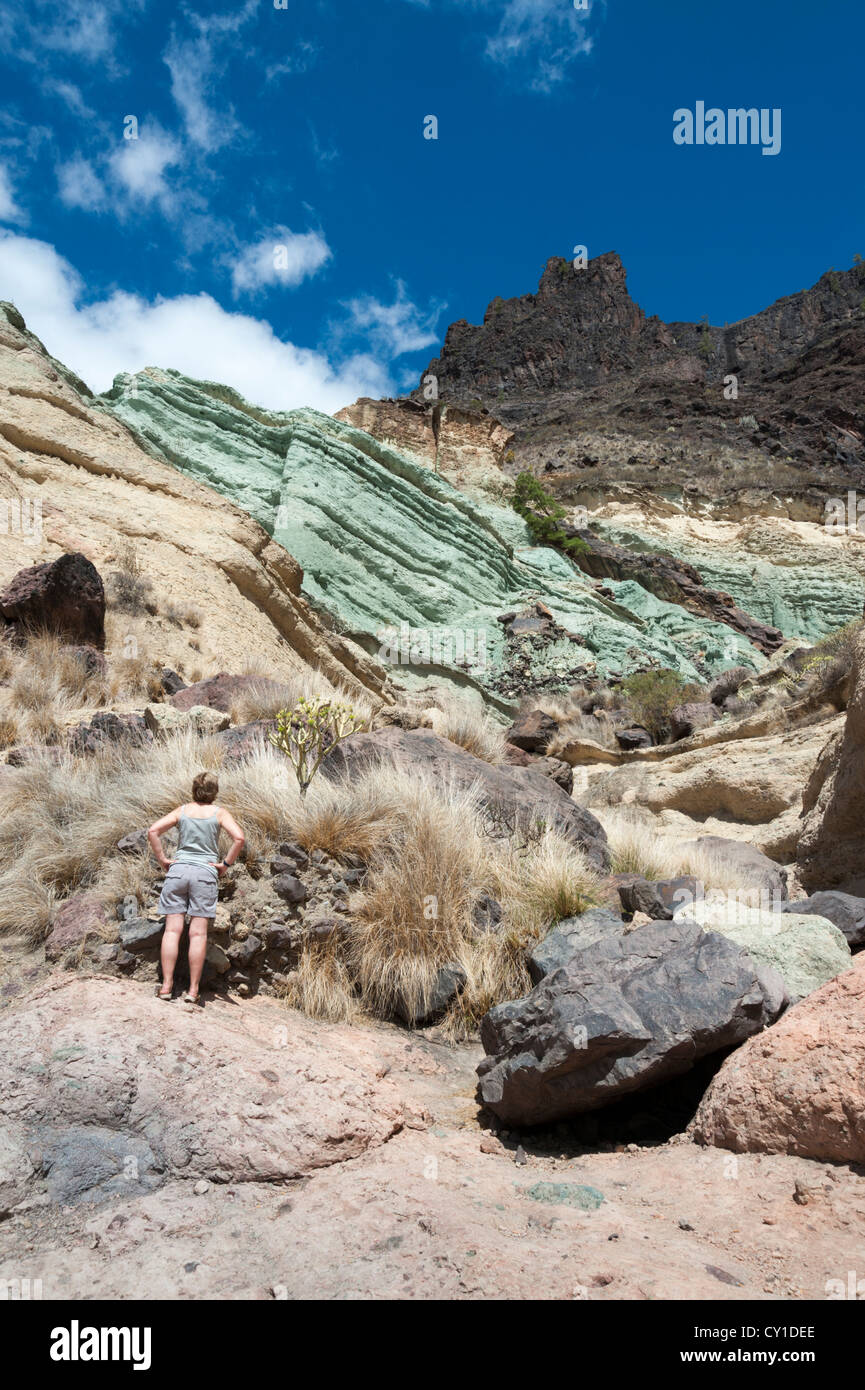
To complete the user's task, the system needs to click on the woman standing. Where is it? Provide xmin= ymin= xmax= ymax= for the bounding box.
xmin=148 ymin=771 xmax=245 ymax=1006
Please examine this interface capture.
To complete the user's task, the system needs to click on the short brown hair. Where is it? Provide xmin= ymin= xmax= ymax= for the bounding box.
xmin=192 ymin=771 xmax=219 ymax=804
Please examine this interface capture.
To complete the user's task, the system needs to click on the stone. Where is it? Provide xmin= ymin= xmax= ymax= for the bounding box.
xmin=692 ymin=955 xmax=865 ymax=1162
xmin=669 ymin=702 xmax=717 ymax=741
xmin=227 ymin=934 xmax=263 ymax=968
xmin=781 ymin=890 xmax=865 ymax=949
xmin=161 ymin=668 xmax=187 ymax=695
xmin=472 ymin=894 xmax=503 ymax=934
xmin=0 ymin=551 xmax=106 ymax=648
xmin=278 ymin=842 xmax=309 ymax=866
xmin=0 ymin=976 xmax=404 ymax=1207
xmin=505 ymin=709 xmax=558 ymax=753
xmin=45 ymin=894 xmax=108 ymax=962
xmin=272 ymin=875 xmax=309 ymax=906
xmin=526 ymin=908 xmax=626 ymax=984
xmin=204 ymin=942 xmax=230 ymax=975
xmin=798 ymin=632 xmax=865 ymax=893
xmin=615 ymin=727 xmax=653 ymax=751
xmin=679 ymin=837 xmax=788 ymax=902
xmin=709 ymin=666 xmax=754 ymax=705
xmin=477 ymin=919 xmax=777 ymax=1126
xmin=171 ymin=672 xmax=288 ymax=714
xmin=68 ymin=711 xmax=151 ymax=756
xmin=119 ymin=918 xmax=164 ymax=953
xmin=321 ymin=727 xmax=609 ymax=869
xmin=144 ymin=703 xmax=231 ymax=738
xmin=675 ymin=899 xmax=851 ymax=1001
xmin=394 ymin=962 xmax=467 ymax=1027
xmin=618 ymin=875 xmax=700 ymax=921
xmin=214 ymin=719 xmax=277 ymax=763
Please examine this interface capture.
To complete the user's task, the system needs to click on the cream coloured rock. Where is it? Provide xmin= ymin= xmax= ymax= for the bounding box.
xmin=0 ymin=305 xmax=386 ymax=702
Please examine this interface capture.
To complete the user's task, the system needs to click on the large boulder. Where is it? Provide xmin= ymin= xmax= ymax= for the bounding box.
xmin=0 ymin=976 xmax=404 ymax=1210
xmin=526 ymin=908 xmax=626 ymax=984
xmin=321 ymin=727 xmax=609 ymax=868
xmin=477 ymin=919 xmax=777 ymax=1126
xmin=172 ymin=672 xmax=288 ymax=714
xmin=679 ymin=836 xmax=788 ymax=903
xmin=781 ymin=890 xmax=865 ymax=949
xmin=0 ymin=552 xmax=106 ymax=648
xmin=675 ymin=899 xmax=851 ymax=1002
xmin=798 ymin=632 xmax=865 ymax=893
xmin=669 ymin=702 xmax=717 ymax=741
xmin=692 ymin=955 xmax=865 ymax=1161
xmin=68 ymin=711 xmax=152 ymax=756
xmin=709 ymin=666 xmax=753 ymax=705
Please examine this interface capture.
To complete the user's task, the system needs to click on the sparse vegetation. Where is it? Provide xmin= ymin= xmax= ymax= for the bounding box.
xmin=269 ymin=695 xmax=368 ymax=797
xmin=620 ymin=668 xmax=702 ymax=739
xmin=511 ymin=471 xmax=588 ymax=555
xmin=106 ymin=541 xmax=154 ymax=615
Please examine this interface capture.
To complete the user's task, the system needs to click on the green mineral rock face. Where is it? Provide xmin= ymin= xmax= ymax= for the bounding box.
xmin=599 ymin=522 xmax=865 ymax=644
xmin=99 ymin=369 xmax=766 ymax=694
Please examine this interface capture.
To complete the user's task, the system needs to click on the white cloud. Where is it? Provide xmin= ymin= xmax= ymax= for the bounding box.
xmin=108 ymin=127 xmax=181 ymax=209
xmin=57 ymin=156 xmax=108 ymax=212
xmin=484 ymin=0 xmax=593 ymax=90
xmin=1 ymin=0 xmax=146 ymax=70
xmin=230 ymin=228 xmax=331 ymax=297
xmin=164 ymin=2 xmax=257 ymax=153
xmin=0 ymin=163 xmax=26 ymax=224
xmin=0 ymin=231 xmax=394 ymax=413
xmin=342 ymin=282 xmax=444 ymax=357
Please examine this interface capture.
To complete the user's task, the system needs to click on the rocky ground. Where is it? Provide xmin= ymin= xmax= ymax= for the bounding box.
xmin=1 ymin=976 xmax=863 ymax=1302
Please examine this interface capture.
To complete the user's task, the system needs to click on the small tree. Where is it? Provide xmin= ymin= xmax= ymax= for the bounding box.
xmin=511 ymin=471 xmax=587 ymax=555
xmin=269 ymin=695 xmax=366 ymax=798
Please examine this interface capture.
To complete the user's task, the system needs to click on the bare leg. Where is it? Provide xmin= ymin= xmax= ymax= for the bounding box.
xmin=187 ymin=916 xmax=209 ymax=1000
xmin=160 ymin=914 xmax=185 ymax=996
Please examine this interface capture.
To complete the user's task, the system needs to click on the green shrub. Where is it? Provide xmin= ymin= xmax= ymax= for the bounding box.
xmin=620 ymin=668 xmax=700 ymax=739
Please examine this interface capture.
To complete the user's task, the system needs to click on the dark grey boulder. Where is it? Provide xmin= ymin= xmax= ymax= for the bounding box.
xmin=506 ymin=709 xmax=558 ymax=753
xmin=670 ymin=702 xmax=718 ymax=741
xmin=709 ymin=666 xmax=753 ymax=705
xmin=618 ymin=874 xmax=700 ymax=921
xmin=527 ymin=908 xmax=626 ymax=984
xmin=477 ymin=919 xmax=779 ymax=1126
xmin=119 ymin=918 xmax=164 ymax=953
xmin=780 ymin=891 xmax=865 ymax=948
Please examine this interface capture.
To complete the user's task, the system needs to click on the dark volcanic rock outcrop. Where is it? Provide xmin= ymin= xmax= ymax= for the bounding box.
xmin=0 ymin=551 xmax=106 ymax=648
xmin=477 ymin=918 xmax=778 ymax=1126
xmin=415 ymin=251 xmax=865 ymax=492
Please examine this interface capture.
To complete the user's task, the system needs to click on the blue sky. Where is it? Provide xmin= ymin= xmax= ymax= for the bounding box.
xmin=0 ymin=0 xmax=862 ymax=411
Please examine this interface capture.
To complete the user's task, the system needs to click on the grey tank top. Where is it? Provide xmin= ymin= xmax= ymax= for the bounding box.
xmin=175 ymin=807 xmax=221 ymax=864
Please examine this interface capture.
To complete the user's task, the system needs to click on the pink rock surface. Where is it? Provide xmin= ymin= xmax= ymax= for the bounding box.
xmin=692 ymin=955 xmax=865 ymax=1161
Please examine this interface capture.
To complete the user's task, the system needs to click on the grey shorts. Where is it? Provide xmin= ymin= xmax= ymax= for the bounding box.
xmin=158 ymin=863 xmax=219 ymax=919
